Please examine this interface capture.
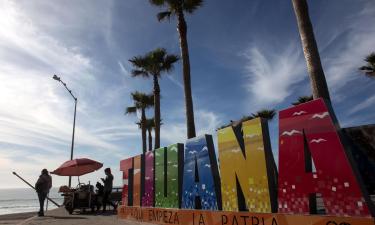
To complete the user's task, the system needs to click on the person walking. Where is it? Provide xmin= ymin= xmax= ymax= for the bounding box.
xmin=101 ymin=168 xmax=117 ymax=213
xmin=35 ymin=169 xmax=52 ymax=217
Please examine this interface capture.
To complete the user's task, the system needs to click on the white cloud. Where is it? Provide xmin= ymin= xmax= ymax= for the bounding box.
xmin=242 ymin=42 xmax=305 ymax=108
xmin=167 ymin=76 xmax=184 ymax=90
xmin=93 ymin=125 xmax=139 ymax=141
xmin=324 ymin=1 xmax=375 ymax=93
xmin=161 ymin=109 xmax=222 ymax=145
xmin=347 ymin=95 xmax=375 ymax=116
xmin=0 ymin=0 xmax=135 ymax=188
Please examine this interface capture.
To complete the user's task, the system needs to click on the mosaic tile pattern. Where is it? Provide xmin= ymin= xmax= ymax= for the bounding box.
xmin=133 ymin=155 xmax=142 ymax=206
xmin=278 ymin=98 xmax=371 ymax=217
xmin=141 ymin=151 xmax=154 ymax=207
xmin=120 ymin=157 xmax=133 ymax=206
xmin=218 ymin=118 xmax=272 ymax=212
xmin=154 ymin=145 xmax=180 ymax=208
xmin=181 ymin=135 xmax=220 ymax=210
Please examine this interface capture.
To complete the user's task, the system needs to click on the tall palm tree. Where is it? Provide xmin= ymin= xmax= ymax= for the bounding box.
xmin=291 ymin=0 xmax=331 ymax=103
xmin=252 ymin=109 xmax=276 ymax=120
xmin=359 ymin=52 xmax=375 ymax=78
xmin=149 ymin=0 xmax=203 ymax=139
xmin=125 ymin=91 xmax=154 ymax=153
xmin=292 ymin=95 xmax=313 ymax=106
xmin=129 ymin=48 xmax=179 ymax=149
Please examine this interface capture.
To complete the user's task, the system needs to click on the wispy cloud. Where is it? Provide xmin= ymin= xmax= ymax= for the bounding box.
xmin=324 ymin=1 xmax=375 ymax=94
xmin=347 ymin=95 xmax=375 ymax=116
xmin=93 ymin=125 xmax=139 ymax=141
xmin=167 ymin=76 xmax=184 ymax=89
xmin=0 ymin=0 xmax=134 ymax=188
xmin=242 ymin=42 xmax=305 ymax=108
xmin=161 ymin=109 xmax=222 ymax=145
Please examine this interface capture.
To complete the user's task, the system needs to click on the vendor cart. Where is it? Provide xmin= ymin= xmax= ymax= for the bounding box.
xmin=59 ymin=183 xmax=96 ymax=214
xmin=52 ymin=158 xmax=103 ymax=214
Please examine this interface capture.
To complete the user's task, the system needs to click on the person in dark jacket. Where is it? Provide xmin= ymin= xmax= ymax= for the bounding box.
xmin=101 ymin=168 xmax=117 ymax=212
xmin=35 ymin=169 xmax=52 ymax=217
xmin=94 ymin=182 xmax=104 ymax=211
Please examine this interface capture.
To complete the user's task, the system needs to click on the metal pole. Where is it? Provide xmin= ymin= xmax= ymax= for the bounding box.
xmin=53 ymin=75 xmax=77 ymax=188
xmin=68 ymin=98 xmax=77 ymax=188
xmin=12 ymin=172 xmax=60 ymax=207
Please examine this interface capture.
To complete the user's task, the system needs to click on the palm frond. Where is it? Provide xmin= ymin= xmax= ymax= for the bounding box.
xmin=129 ymin=56 xmax=150 ymax=69
xmin=365 ymin=52 xmax=375 ymax=64
xmin=292 ymin=95 xmax=313 ymax=106
xmin=130 ymin=91 xmax=155 ymax=109
xmin=162 ymin=54 xmax=180 ymax=72
xmin=157 ymin=11 xmax=172 ymax=21
xmin=183 ymin=0 xmax=203 ymax=13
xmin=252 ymin=109 xmax=276 ymax=120
xmin=359 ymin=53 xmax=375 ymax=78
xmin=359 ymin=66 xmax=373 ymax=71
xmin=149 ymin=0 xmax=165 ymax=6
xmin=129 ymin=48 xmax=179 ymax=79
xmin=150 ymin=48 xmax=167 ymax=62
xmin=359 ymin=66 xmax=375 ymax=78
xmin=131 ymin=69 xmax=149 ymax=78
xmin=145 ymin=93 xmax=155 ymax=108
xmin=125 ymin=106 xmax=137 ymax=115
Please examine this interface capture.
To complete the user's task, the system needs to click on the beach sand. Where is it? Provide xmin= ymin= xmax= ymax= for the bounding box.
xmin=13 ymin=207 xmax=156 ymax=225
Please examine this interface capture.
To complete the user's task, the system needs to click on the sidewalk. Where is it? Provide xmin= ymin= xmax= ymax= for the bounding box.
xmin=19 ymin=207 xmax=156 ymax=225
xmin=0 ymin=212 xmax=36 ymax=225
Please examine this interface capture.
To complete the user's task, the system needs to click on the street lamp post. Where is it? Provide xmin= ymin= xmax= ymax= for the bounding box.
xmin=53 ymin=74 xmax=77 ymax=188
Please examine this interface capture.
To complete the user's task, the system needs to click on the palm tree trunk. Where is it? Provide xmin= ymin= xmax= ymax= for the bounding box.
xmin=148 ymin=128 xmax=152 ymax=151
xmin=291 ymin=0 xmax=331 ymax=103
xmin=141 ymin=108 xmax=147 ymax=154
xmin=177 ymin=7 xmax=196 ymax=139
xmin=153 ymin=75 xmax=161 ymax=149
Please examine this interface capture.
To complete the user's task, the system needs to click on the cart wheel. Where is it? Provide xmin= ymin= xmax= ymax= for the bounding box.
xmin=65 ymin=202 xmax=74 ymax=214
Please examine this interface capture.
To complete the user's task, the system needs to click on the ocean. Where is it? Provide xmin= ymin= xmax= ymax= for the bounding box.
xmin=0 ymin=188 xmax=64 ymax=215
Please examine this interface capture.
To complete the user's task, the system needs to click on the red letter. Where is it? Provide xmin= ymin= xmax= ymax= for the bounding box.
xmin=278 ymin=99 xmax=373 ymax=217
xmin=120 ymin=157 xmax=133 ymax=206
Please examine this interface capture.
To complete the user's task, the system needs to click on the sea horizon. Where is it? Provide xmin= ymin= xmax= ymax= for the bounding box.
xmin=0 ymin=187 xmax=64 ymax=215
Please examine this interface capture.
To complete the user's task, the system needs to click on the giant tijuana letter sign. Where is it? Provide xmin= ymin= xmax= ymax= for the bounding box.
xmin=181 ymin=134 xmax=221 ymax=210
xmin=154 ymin=144 xmax=183 ymax=208
xmin=120 ymin=157 xmax=133 ymax=206
xmin=141 ymin=151 xmax=154 ymax=207
xmin=218 ymin=118 xmax=277 ymax=212
xmin=119 ymin=98 xmax=375 ymax=222
xmin=278 ymin=98 xmax=373 ymax=217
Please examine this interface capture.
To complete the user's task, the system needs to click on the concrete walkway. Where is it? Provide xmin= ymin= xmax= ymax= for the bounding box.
xmin=18 ymin=208 xmax=155 ymax=225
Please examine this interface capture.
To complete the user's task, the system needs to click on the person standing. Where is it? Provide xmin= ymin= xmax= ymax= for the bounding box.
xmin=35 ymin=169 xmax=52 ymax=217
xmin=101 ymin=168 xmax=117 ymax=212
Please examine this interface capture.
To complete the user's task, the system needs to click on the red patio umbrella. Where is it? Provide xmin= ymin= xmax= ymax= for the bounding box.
xmin=51 ymin=158 xmax=103 ymax=176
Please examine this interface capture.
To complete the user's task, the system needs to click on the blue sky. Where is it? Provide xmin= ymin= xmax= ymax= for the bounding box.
xmin=0 ymin=0 xmax=374 ymax=188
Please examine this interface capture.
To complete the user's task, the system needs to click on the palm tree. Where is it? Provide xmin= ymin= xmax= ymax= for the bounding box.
xmin=125 ymin=91 xmax=154 ymax=153
xmin=359 ymin=52 xmax=375 ymax=78
xmin=291 ymin=0 xmax=331 ymax=103
xmin=129 ymin=48 xmax=179 ymax=149
xmin=292 ymin=95 xmax=313 ymax=106
xmin=149 ymin=0 xmax=203 ymax=139
xmin=252 ymin=109 xmax=276 ymax=120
